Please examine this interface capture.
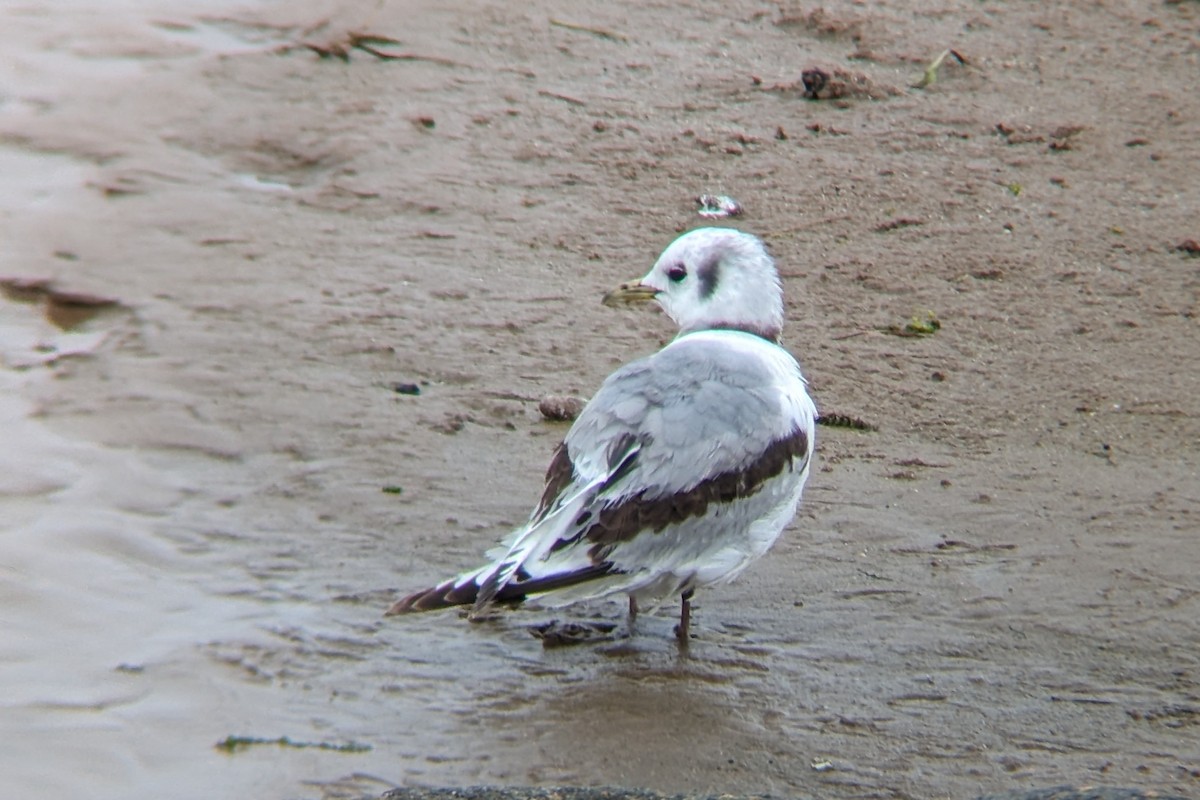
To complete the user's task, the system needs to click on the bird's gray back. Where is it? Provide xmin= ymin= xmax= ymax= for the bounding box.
xmin=564 ymin=332 xmax=807 ymax=499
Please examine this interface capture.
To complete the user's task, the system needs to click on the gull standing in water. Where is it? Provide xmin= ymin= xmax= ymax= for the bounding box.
xmin=387 ymin=228 xmax=817 ymax=641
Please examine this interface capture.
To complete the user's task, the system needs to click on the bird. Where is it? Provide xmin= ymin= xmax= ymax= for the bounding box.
xmin=386 ymin=227 xmax=817 ymax=641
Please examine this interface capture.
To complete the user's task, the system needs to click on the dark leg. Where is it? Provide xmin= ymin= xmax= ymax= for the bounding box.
xmin=628 ymin=596 xmax=639 ymax=620
xmin=674 ymin=589 xmax=695 ymax=642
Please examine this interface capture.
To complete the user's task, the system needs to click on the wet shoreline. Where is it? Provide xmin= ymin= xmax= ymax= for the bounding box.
xmin=3 ymin=0 xmax=1197 ymax=798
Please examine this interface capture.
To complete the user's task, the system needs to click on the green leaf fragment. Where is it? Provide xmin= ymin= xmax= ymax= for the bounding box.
xmin=904 ymin=311 xmax=941 ymax=336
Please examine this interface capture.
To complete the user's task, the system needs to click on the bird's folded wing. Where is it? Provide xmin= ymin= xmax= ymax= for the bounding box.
xmin=470 ymin=334 xmax=812 ymax=605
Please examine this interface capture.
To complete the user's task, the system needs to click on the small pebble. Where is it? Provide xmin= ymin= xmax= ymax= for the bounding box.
xmin=530 ymin=620 xmax=617 ymax=648
xmin=538 ymin=395 xmax=585 ymax=421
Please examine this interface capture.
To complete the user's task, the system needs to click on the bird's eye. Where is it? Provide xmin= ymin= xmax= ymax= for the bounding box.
xmin=666 ymin=265 xmax=687 ymax=283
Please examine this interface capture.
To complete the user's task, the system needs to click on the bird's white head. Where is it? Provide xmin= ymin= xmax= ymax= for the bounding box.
xmin=604 ymin=227 xmax=784 ymax=342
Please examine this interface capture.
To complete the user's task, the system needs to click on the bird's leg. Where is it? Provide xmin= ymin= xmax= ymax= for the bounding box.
xmin=625 ymin=596 xmax=639 ymax=637
xmin=674 ymin=589 xmax=695 ymax=642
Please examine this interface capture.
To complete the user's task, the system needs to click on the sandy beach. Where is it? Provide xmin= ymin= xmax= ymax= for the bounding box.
xmin=1 ymin=1 xmax=1197 ymax=798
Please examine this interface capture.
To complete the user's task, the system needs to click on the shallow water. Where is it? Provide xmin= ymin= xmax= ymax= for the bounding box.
xmin=0 ymin=5 xmax=351 ymax=797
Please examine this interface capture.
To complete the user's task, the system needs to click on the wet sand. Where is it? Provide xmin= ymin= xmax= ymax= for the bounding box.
xmin=1 ymin=1 xmax=1198 ymax=799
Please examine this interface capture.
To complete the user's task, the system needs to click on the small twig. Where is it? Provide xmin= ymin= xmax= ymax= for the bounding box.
xmin=302 ymin=41 xmax=350 ymax=61
xmin=353 ymin=45 xmax=467 ymax=67
xmin=874 ymin=217 xmax=924 ymax=233
xmin=549 ymin=18 xmax=629 ymax=42
xmin=856 ymin=569 xmax=892 ymax=581
xmin=816 ymin=413 xmax=876 ymax=431
xmin=481 ymin=390 xmax=541 ymax=402
xmin=838 ymin=588 xmax=910 ymax=599
xmin=294 ymin=31 xmax=468 ymax=66
xmin=538 ymin=89 xmax=588 ymax=106
xmin=348 ymin=32 xmax=402 ymax=47
xmin=894 ymin=458 xmax=950 ymax=468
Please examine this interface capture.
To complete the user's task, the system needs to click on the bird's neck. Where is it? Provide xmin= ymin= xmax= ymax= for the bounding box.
xmin=679 ymin=322 xmax=782 ymax=344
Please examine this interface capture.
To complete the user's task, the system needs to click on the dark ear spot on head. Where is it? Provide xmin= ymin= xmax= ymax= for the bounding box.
xmin=696 ymin=252 xmax=720 ymax=299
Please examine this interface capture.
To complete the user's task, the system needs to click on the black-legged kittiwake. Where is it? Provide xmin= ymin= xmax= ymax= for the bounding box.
xmin=387 ymin=227 xmax=817 ymax=641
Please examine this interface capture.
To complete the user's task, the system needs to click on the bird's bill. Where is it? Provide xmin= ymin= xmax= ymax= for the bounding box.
xmin=602 ymin=281 xmax=658 ymax=307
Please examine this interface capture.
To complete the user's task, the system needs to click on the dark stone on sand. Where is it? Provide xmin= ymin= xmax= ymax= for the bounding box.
xmin=381 ymin=786 xmax=1189 ymax=800
xmin=392 ymin=382 xmax=422 ymax=396
xmin=538 ymin=395 xmax=585 ymax=421
xmin=529 ymin=619 xmax=618 ymax=648
xmin=796 ymin=66 xmax=894 ymax=101
xmin=801 ymin=67 xmax=832 ymax=98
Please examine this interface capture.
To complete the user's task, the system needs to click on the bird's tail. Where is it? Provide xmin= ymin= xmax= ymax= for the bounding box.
xmin=385 ymin=562 xmax=620 ymax=617
xmin=385 ymin=578 xmax=482 ymax=615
